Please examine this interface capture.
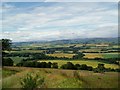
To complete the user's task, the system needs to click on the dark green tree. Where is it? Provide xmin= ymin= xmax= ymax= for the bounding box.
xmin=1 ymin=39 xmax=12 ymax=51
xmin=52 ymin=63 xmax=58 ymax=68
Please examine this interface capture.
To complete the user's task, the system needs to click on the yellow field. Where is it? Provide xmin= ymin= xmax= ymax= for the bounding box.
xmin=38 ymin=60 xmax=119 ymax=69
xmin=84 ymin=53 xmax=103 ymax=59
xmin=84 ymin=53 xmax=119 ymax=59
xmin=47 ymin=53 xmax=75 ymax=58
xmin=80 ymin=49 xmax=101 ymax=52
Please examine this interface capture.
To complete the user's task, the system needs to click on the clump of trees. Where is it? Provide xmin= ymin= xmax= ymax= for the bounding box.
xmin=2 ymin=58 xmax=13 ymax=66
xmin=1 ymin=39 xmax=14 ymax=66
xmin=60 ymin=62 xmax=120 ymax=73
xmin=73 ymin=52 xmax=85 ymax=59
xmin=60 ymin=62 xmax=93 ymax=71
xmin=16 ymin=61 xmax=58 ymax=69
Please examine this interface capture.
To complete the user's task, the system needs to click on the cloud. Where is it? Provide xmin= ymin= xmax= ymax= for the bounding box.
xmin=2 ymin=2 xmax=118 ymax=42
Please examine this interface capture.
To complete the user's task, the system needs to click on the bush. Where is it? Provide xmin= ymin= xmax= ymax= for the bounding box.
xmin=80 ymin=64 xmax=88 ymax=70
xmin=93 ymin=63 xmax=105 ymax=73
xmin=74 ymin=64 xmax=81 ymax=70
xmin=20 ymin=73 xmax=44 ymax=89
xmin=52 ymin=63 xmax=58 ymax=68
xmin=2 ymin=58 xmax=14 ymax=66
xmin=60 ymin=62 xmax=75 ymax=69
xmin=73 ymin=52 xmax=85 ymax=59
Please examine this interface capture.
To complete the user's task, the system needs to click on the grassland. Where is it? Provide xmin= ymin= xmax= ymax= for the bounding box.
xmin=2 ymin=67 xmax=119 ymax=88
xmin=10 ymin=50 xmax=44 ymax=53
xmin=9 ymin=57 xmax=28 ymax=65
xmin=84 ymin=53 xmax=103 ymax=59
xmin=102 ymin=53 xmax=119 ymax=59
xmin=47 ymin=53 xmax=75 ymax=58
xmin=84 ymin=53 xmax=119 ymax=59
xmin=38 ymin=60 xmax=119 ymax=69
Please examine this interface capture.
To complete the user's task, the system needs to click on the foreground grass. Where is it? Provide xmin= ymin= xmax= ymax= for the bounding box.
xmin=2 ymin=67 xmax=119 ymax=88
xmin=38 ymin=60 xmax=119 ymax=69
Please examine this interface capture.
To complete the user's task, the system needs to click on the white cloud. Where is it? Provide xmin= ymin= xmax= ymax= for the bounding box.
xmin=2 ymin=2 xmax=118 ymax=42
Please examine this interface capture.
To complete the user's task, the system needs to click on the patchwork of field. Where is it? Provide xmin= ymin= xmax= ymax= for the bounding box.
xmin=2 ymin=67 xmax=119 ymax=88
xmin=38 ymin=60 xmax=119 ymax=69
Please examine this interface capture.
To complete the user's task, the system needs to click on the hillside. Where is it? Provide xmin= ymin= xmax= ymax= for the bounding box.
xmin=2 ymin=67 xmax=119 ymax=88
xmin=13 ymin=37 xmax=119 ymax=47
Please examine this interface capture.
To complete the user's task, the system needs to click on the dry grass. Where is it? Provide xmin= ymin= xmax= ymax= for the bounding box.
xmin=2 ymin=67 xmax=119 ymax=88
xmin=84 ymin=53 xmax=103 ymax=59
xmin=47 ymin=53 xmax=75 ymax=58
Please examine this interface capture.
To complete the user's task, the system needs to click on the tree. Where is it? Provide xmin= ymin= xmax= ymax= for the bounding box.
xmin=94 ymin=63 xmax=105 ymax=73
xmin=74 ymin=64 xmax=81 ymax=70
xmin=52 ymin=63 xmax=58 ymax=68
xmin=1 ymin=39 xmax=12 ymax=51
xmin=2 ymin=58 xmax=13 ymax=66
xmin=60 ymin=62 xmax=75 ymax=69
xmin=73 ymin=52 xmax=85 ymax=59
xmin=80 ymin=64 xmax=88 ymax=70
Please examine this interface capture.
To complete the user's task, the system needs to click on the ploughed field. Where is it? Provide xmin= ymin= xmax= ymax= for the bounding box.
xmin=2 ymin=66 xmax=119 ymax=88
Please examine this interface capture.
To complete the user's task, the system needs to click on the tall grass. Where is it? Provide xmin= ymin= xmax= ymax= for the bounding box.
xmin=20 ymin=73 xmax=44 ymax=89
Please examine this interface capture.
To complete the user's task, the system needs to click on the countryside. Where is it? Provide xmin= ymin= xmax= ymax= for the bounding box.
xmin=1 ymin=2 xmax=120 ymax=89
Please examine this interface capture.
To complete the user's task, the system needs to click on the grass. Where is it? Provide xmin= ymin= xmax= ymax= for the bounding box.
xmin=84 ymin=53 xmax=103 ymax=59
xmin=10 ymin=50 xmax=44 ymax=53
xmin=102 ymin=53 xmax=118 ymax=59
xmin=9 ymin=57 xmax=28 ymax=65
xmin=38 ymin=60 xmax=119 ymax=69
xmin=2 ymin=67 xmax=119 ymax=88
xmin=2 ymin=69 xmax=19 ymax=78
xmin=84 ymin=53 xmax=119 ymax=59
xmin=47 ymin=53 xmax=75 ymax=58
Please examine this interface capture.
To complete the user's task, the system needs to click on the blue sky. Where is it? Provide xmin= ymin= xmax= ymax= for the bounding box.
xmin=1 ymin=2 xmax=118 ymax=42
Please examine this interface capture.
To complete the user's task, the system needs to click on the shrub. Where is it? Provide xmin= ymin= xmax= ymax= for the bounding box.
xmin=20 ymin=73 xmax=44 ymax=89
xmin=2 ymin=58 xmax=14 ymax=66
xmin=52 ymin=63 xmax=58 ymax=68
xmin=74 ymin=64 xmax=81 ymax=70
xmin=80 ymin=64 xmax=88 ymax=70
xmin=60 ymin=62 xmax=75 ymax=69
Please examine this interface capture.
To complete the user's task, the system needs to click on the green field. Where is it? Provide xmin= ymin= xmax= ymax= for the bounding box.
xmin=2 ymin=67 xmax=119 ymax=88
xmin=38 ymin=60 xmax=119 ymax=69
xmin=84 ymin=53 xmax=119 ymax=59
xmin=102 ymin=53 xmax=119 ymax=59
xmin=10 ymin=50 xmax=44 ymax=53
xmin=9 ymin=57 xmax=28 ymax=65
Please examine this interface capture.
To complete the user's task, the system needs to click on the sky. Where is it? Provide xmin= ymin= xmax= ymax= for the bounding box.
xmin=1 ymin=2 xmax=118 ymax=42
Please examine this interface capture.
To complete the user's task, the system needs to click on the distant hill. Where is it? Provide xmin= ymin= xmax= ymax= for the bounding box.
xmin=13 ymin=37 xmax=119 ymax=46
xmin=49 ymin=37 xmax=119 ymax=44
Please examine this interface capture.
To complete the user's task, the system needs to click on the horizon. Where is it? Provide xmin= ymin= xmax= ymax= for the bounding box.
xmin=1 ymin=2 xmax=118 ymax=42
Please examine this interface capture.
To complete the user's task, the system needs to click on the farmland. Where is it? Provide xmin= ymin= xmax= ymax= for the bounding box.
xmin=47 ymin=53 xmax=75 ymax=58
xmin=2 ymin=38 xmax=120 ymax=89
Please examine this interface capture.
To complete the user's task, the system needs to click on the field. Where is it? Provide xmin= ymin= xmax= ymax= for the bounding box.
xmin=84 ymin=53 xmax=119 ymax=59
xmin=2 ymin=39 xmax=120 ymax=89
xmin=38 ymin=60 xmax=119 ymax=69
xmin=47 ymin=53 xmax=75 ymax=58
xmin=9 ymin=57 xmax=28 ymax=65
xmin=2 ymin=67 xmax=119 ymax=88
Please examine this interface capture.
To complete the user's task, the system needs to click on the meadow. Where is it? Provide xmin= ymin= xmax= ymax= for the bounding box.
xmin=2 ymin=67 xmax=119 ymax=88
